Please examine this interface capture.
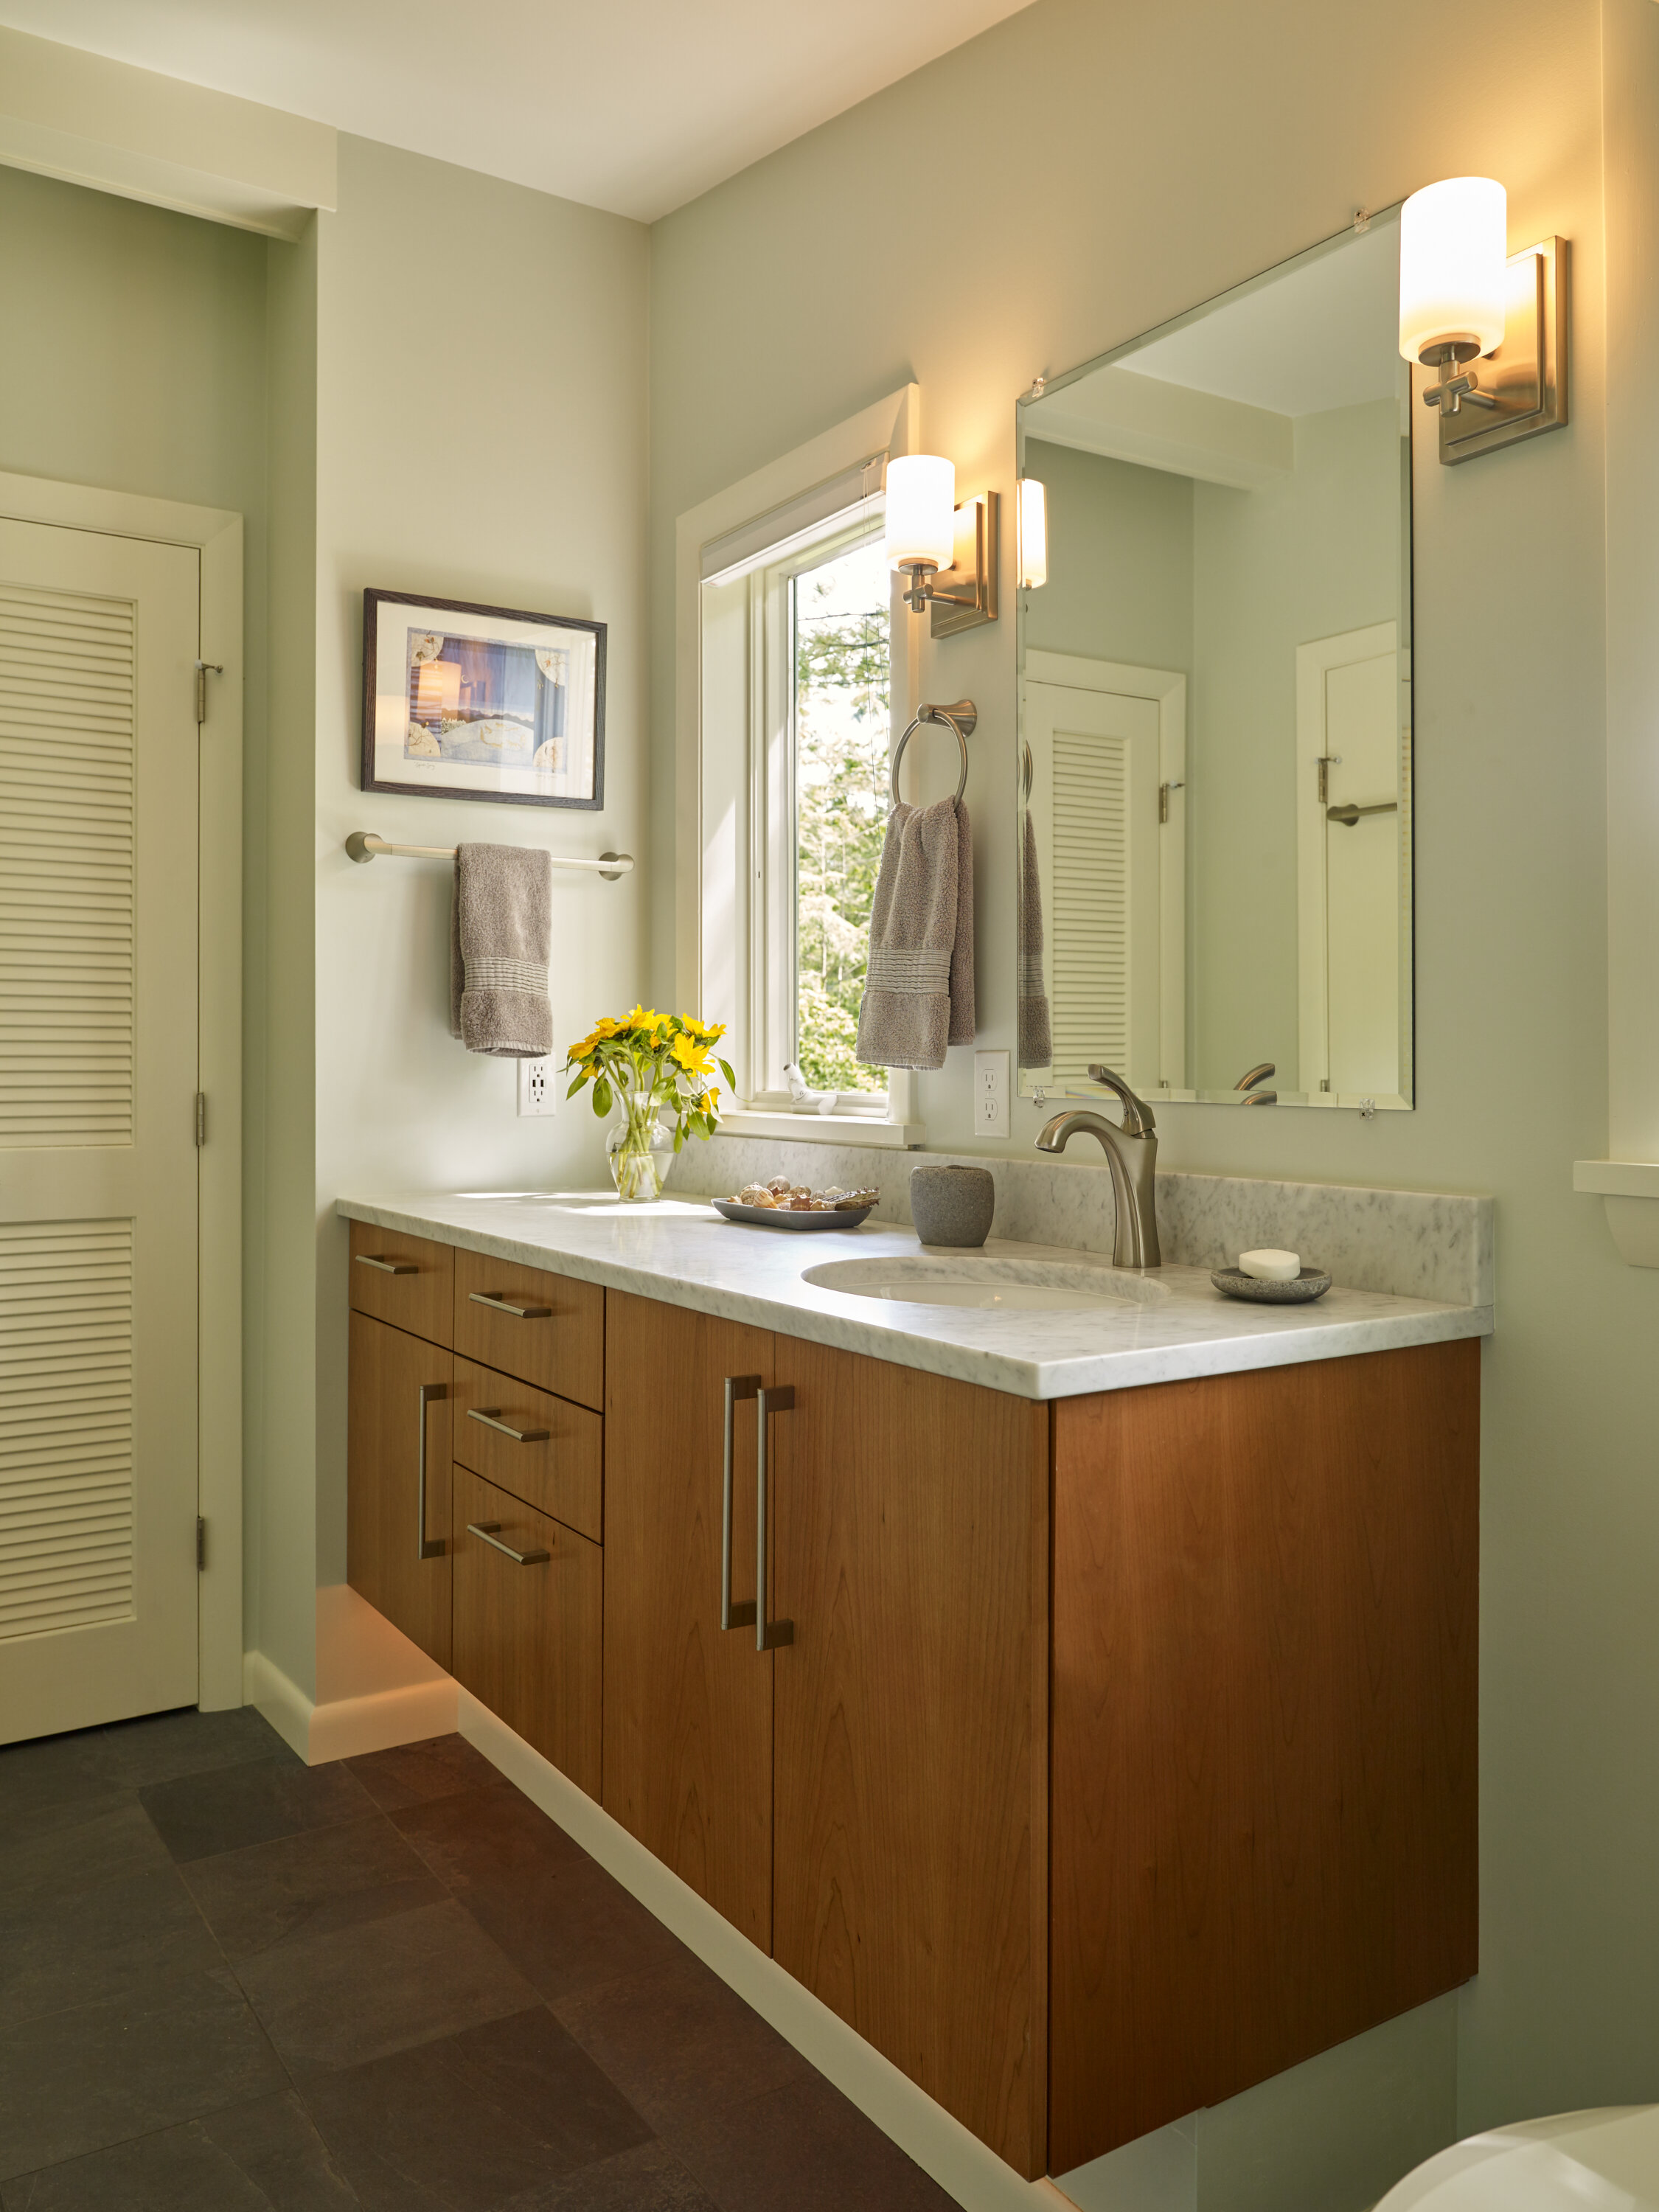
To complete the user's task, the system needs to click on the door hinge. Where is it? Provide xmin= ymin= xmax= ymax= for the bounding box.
xmin=194 ymin=659 xmax=223 ymax=724
xmin=196 ymin=1516 xmax=206 ymax=1571
xmin=1158 ymin=779 xmax=1185 ymax=824
xmin=194 ymin=1093 xmax=206 ymax=1147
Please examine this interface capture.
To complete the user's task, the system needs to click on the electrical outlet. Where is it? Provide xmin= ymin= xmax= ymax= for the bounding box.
xmin=974 ymin=1048 xmax=1009 ymax=1139
xmin=517 ymin=1056 xmax=557 ymax=1117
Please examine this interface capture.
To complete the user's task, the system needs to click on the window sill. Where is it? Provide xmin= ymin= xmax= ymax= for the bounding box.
xmin=717 ymin=1110 xmax=926 ymax=1149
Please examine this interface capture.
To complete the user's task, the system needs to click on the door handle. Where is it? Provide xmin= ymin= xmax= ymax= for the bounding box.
xmin=467 ymin=1520 xmax=550 ymax=1566
xmin=467 ymin=1408 xmax=550 ymax=1444
xmin=417 ymin=1381 xmax=446 ymax=1561
xmin=720 ymin=1376 xmax=760 ymax=1630
xmin=756 ymin=1385 xmax=795 ymax=1652
xmin=468 ymin=1290 xmax=552 ymax=1319
xmin=356 ymin=1253 xmax=418 ymax=1275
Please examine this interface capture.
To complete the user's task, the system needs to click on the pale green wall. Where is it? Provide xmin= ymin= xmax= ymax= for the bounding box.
xmin=1189 ymin=397 xmax=1404 ymax=1092
xmin=307 ymin=138 xmax=650 ymax=1595
xmin=650 ymin=0 xmax=1651 ymax=2197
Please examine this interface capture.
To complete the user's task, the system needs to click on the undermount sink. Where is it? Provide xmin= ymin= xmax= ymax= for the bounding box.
xmin=801 ymin=1256 xmax=1172 ymax=1312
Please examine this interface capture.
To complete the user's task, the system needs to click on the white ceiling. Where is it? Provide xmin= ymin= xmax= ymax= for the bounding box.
xmin=0 ymin=0 xmax=1038 ymax=222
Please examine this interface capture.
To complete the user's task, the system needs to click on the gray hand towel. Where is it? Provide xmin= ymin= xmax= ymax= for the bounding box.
xmin=1018 ymin=808 xmax=1051 ymax=1069
xmin=449 ymin=843 xmax=553 ymax=1057
xmin=855 ymin=796 xmax=975 ymax=1072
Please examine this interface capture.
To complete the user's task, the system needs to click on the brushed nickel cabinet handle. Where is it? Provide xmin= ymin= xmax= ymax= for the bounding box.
xmin=720 ymin=1374 xmax=760 ymax=1632
xmin=467 ymin=1519 xmax=550 ymax=1566
xmin=467 ymin=1407 xmax=550 ymax=1444
xmin=356 ymin=1253 xmax=418 ymax=1275
xmin=469 ymin=1290 xmax=552 ymax=1320
xmin=755 ymin=1385 xmax=795 ymax=1652
xmin=417 ymin=1381 xmax=446 ymax=1561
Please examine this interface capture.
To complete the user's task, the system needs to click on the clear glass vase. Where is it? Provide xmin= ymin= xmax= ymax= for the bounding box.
xmin=607 ymin=1094 xmax=673 ymax=1201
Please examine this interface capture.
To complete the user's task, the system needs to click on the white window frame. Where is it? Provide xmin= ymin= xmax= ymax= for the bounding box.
xmin=677 ymin=387 xmax=925 ymax=1145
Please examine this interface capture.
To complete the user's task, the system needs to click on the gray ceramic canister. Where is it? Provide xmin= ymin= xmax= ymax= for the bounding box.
xmin=910 ymin=1164 xmax=995 ymax=1248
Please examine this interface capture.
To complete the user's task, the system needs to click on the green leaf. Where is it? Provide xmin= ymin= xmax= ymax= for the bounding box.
xmin=566 ymin=1074 xmax=586 ymax=1099
xmin=672 ymin=1128 xmax=684 ymax=1152
xmin=593 ymin=1077 xmax=612 ymax=1117
xmin=718 ymin=1059 xmax=735 ymax=1090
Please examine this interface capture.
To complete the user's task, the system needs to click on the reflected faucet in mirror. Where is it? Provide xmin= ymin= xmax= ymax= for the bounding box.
xmin=1034 ymin=1065 xmax=1161 ymax=1270
xmin=1236 ymin=1061 xmax=1279 ymax=1105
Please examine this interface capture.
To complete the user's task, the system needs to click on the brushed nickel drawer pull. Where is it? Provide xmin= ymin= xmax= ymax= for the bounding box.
xmin=467 ymin=1519 xmax=550 ymax=1565
xmin=467 ymin=1407 xmax=550 ymax=1445
xmin=720 ymin=1374 xmax=760 ymax=1632
xmin=755 ymin=1385 xmax=795 ymax=1652
xmin=417 ymin=1381 xmax=446 ymax=1561
xmin=357 ymin=1253 xmax=418 ymax=1275
xmin=469 ymin=1290 xmax=552 ymax=1319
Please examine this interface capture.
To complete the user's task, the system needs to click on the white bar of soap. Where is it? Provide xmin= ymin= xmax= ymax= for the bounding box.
xmin=1239 ymin=1248 xmax=1301 ymax=1281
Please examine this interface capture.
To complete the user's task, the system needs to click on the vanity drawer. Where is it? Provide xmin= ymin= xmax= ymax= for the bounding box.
xmin=349 ymin=1222 xmax=453 ymax=1347
xmin=452 ymin=1466 xmax=602 ymax=1801
xmin=453 ymin=1248 xmax=604 ymax=1410
xmin=451 ymin=1355 xmax=602 ymax=1544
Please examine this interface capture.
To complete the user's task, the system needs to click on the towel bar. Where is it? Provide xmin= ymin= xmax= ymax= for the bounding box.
xmin=346 ymin=831 xmax=632 ymax=879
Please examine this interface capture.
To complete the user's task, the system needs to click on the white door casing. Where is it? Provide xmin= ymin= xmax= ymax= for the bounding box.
xmin=0 ymin=474 xmax=242 ymax=1736
xmin=1295 ymin=622 xmax=1409 ymax=1106
xmin=1023 ymin=651 xmax=1186 ymax=1096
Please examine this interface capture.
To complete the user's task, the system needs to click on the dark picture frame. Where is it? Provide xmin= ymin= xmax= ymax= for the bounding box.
xmin=360 ymin=587 xmax=607 ymax=810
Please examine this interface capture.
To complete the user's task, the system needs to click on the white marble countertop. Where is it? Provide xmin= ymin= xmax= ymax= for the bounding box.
xmin=337 ymin=1189 xmax=1492 ymax=1402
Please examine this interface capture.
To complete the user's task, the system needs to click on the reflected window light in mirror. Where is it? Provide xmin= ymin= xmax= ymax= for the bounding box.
xmin=1018 ymin=478 xmax=1048 ymax=590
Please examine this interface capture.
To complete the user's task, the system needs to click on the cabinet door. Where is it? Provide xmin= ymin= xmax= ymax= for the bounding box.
xmin=453 ymin=1466 xmax=601 ymax=1798
xmin=771 ymin=1340 xmax=1049 ymax=2180
xmin=347 ymin=1312 xmax=452 ymax=1667
xmin=601 ymin=1290 xmax=774 ymax=1949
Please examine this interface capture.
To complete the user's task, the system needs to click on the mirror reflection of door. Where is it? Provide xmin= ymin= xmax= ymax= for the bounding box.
xmin=1296 ymin=622 xmax=1407 ymax=1099
xmin=1022 ymin=653 xmax=1186 ymax=1096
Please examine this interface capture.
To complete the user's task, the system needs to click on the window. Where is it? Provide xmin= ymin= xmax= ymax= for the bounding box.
xmin=679 ymin=385 xmax=921 ymax=1137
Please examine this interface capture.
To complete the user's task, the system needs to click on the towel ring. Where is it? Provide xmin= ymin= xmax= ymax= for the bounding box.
xmin=889 ymin=699 xmax=978 ymax=809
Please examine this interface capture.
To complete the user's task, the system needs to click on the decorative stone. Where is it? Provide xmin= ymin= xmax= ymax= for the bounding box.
xmin=911 ymin=1164 xmax=995 ymax=1248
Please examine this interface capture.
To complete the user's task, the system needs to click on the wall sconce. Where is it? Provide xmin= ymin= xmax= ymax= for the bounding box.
xmin=1399 ymin=175 xmax=1568 ymax=464
xmin=883 ymin=455 xmax=999 ymax=636
xmin=1018 ymin=477 xmax=1047 ymax=590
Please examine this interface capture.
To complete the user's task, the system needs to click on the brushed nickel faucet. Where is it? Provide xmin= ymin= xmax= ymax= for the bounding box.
xmin=1034 ymin=1065 xmax=1161 ymax=1270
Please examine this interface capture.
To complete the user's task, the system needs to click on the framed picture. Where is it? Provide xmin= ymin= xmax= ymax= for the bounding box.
xmin=361 ymin=587 xmax=606 ymax=810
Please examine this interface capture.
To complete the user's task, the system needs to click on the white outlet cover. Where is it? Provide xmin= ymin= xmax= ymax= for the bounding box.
xmin=974 ymin=1049 xmax=1009 ymax=1138
xmin=517 ymin=1056 xmax=557 ymax=1116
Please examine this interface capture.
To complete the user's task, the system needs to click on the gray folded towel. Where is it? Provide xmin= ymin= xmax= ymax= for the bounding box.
xmin=449 ymin=842 xmax=553 ymax=1057
xmin=1018 ymin=808 xmax=1051 ymax=1069
xmin=855 ymin=796 xmax=975 ymax=1072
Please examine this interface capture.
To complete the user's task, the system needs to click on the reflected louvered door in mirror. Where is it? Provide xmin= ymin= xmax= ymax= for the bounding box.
xmin=0 ymin=518 xmax=203 ymax=1742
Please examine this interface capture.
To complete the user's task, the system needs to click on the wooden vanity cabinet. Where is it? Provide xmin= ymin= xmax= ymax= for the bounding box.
xmin=453 ymin=1246 xmax=604 ymax=1411
xmin=601 ymin=1293 xmax=1049 ymax=2177
xmin=771 ymin=1340 xmax=1049 ymax=2180
xmin=347 ymin=1311 xmax=453 ymax=1667
xmin=451 ymin=1465 xmax=602 ymax=1797
xmin=348 ymin=1221 xmax=453 ymax=1346
xmin=1047 ymin=1338 xmax=1481 ymax=2173
xmin=602 ymin=1290 xmax=776 ymax=1950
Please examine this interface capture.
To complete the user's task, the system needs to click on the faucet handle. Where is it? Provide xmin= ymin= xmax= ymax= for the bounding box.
xmin=1085 ymin=1065 xmax=1155 ymax=1137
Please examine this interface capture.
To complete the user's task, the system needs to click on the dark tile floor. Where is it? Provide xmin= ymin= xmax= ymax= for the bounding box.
xmin=0 ymin=1710 xmax=959 ymax=2211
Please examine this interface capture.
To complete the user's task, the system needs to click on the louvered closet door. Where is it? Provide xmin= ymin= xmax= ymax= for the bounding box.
xmin=1025 ymin=681 xmax=1163 ymax=1089
xmin=0 ymin=517 xmax=201 ymax=1742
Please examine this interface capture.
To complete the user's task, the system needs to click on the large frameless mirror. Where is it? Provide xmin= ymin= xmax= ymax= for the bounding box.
xmin=1015 ymin=207 xmax=1413 ymax=1110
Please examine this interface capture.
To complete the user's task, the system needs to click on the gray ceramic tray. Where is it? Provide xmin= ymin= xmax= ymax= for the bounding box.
xmin=1211 ymin=1265 xmax=1332 ymax=1304
xmin=712 ymin=1200 xmax=874 ymax=1231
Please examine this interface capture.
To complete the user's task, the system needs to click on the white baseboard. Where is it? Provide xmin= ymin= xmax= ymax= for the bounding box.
xmin=243 ymin=1585 xmax=458 ymax=1765
xmin=457 ymin=1688 xmax=1075 ymax=2212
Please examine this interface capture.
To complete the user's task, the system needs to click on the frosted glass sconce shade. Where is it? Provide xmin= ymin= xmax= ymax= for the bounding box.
xmin=883 ymin=456 xmax=957 ymax=573
xmin=1399 ymin=177 xmax=1508 ymax=363
xmin=1018 ymin=478 xmax=1047 ymax=590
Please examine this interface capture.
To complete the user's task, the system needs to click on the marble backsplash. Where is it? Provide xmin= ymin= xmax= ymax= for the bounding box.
xmin=669 ymin=1135 xmax=1494 ymax=1309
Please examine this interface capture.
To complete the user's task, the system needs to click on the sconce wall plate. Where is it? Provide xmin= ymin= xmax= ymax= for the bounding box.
xmin=1439 ymin=237 xmax=1568 ymax=464
xmin=928 ymin=490 xmax=1000 ymax=637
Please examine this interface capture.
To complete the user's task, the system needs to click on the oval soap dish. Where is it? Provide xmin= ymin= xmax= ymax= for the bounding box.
xmin=1211 ymin=1266 xmax=1332 ymax=1304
